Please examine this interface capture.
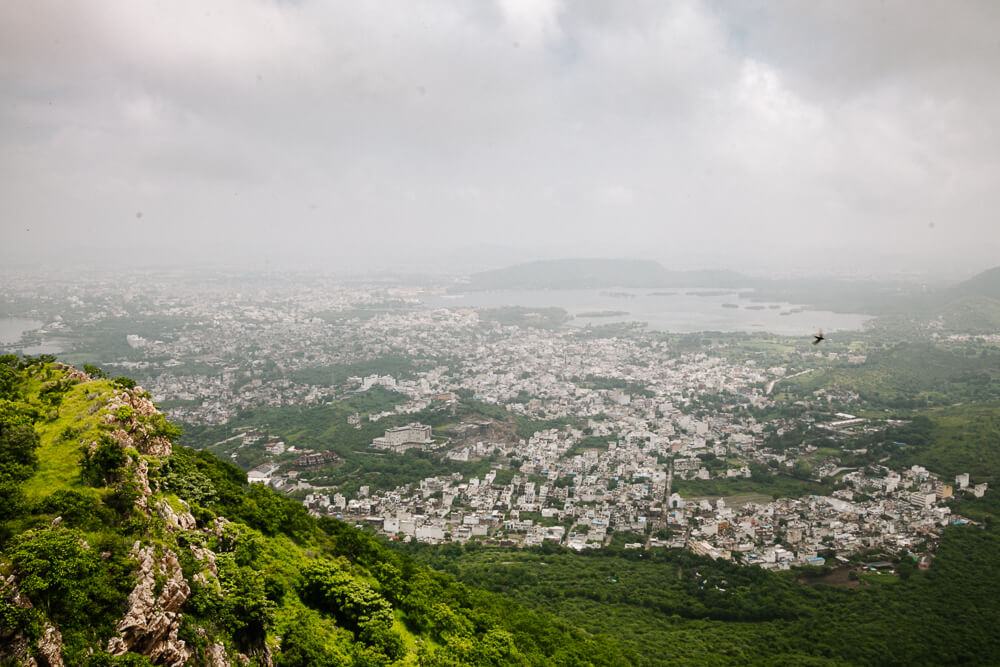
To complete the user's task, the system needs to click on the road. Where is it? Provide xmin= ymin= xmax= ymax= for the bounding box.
xmin=767 ymin=368 xmax=815 ymax=395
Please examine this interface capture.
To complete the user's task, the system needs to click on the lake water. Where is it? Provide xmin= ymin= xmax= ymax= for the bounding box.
xmin=422 ymin=288 xmax=872 ymax=336
xmin=0 ymin=317 xmax=43 ymax=344
xmin=0 ymin=317 xmax=64 ymax=354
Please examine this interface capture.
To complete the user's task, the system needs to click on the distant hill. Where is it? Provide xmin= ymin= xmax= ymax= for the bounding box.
xmin=953 ymin=265 xmax=1000 ymax=300
xmin=465 ymin=258 xmax=748 ymax=290
xmin=934 ymin=295 xmax=1000 ymax=333
xmin=924 ymin=266 xmax=1000 ymax=332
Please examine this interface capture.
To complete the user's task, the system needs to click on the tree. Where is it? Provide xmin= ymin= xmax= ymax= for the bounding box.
xmin=275 ymin=616 xmax=351 ymax=666
xmin=217 ymin=554 xmax=277 ymax=648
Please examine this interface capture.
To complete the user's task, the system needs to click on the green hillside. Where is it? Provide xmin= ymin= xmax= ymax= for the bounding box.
xmin=786 ymin=342 xmax=1000 ymax=408
xmin=404 ymin=524 xmax=1000 ymax=666
xmin=0 ymin=357 xmax=630 ymax=666
xmin=934 ymin=295 xmax=1000 ymax=333
xmin=885 ymin=402 xmax=1000 ymax=481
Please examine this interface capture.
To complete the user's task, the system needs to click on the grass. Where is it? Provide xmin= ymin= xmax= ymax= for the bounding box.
xmin=674 ymin=475 xmax=831 ymax=500
xmin=890 ymin=401 xmax=1000 ymax=480
xmin=22 ymin=375 xmax=117 ymax=501
xmin=857 ymin=571 xmax=900 ymax=585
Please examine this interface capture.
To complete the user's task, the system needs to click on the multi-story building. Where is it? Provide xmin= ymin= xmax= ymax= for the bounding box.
xmin=372 ymin=423 xmax=432 ymax=452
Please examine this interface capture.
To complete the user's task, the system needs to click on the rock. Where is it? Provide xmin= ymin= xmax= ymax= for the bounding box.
xmin=35 ymin=623 xmax=64 ymax=667
xmin=205 ymin=642 xmax=231 ymax=667
xmin=134 ymin=459 xmax=153 ymax=511
xmin=190 ymin=544 xmax=218 ymax=576
xmin=0 ymin=633 xmax=30 ymax=665
xmin=211 ymin=517 xmax=232 ymax=538
xmin=53 ymin=362 xmax=89 ymax=384
xmin=0 ymin=576 xmax=35 ymax=663
xmin=157 ymin=498 xmax=197 ymax=532
xmin=107 ymin=545 xmax=192 ymax=667
xmin=103 ymin=389 xmax=174 ymax=457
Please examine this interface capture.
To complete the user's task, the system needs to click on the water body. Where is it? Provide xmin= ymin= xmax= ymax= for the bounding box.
xmin=0 ymin=317 xmax=64 ymax=354
xmin=0 ymin=317 xmax=43 ymax=344
xmin=422 ymin=288 xmax=872 ymax=335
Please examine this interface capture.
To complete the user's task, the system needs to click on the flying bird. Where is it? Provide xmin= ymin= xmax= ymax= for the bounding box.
xmin=812 ymin=330 xmax=824 ymax=345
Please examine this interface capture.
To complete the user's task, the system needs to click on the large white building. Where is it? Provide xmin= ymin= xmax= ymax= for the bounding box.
xmin=372 ymin=423 xmax=432 ymax=452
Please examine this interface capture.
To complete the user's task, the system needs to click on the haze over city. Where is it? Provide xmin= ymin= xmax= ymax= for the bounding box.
xmin=3 ymin=1 xmax=999 ymax=276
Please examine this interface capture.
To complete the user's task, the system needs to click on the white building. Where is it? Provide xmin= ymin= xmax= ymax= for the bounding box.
xmin=247 ymin=462 xmax=280 ymax=484
xmin=372 ymin=423 xmax=432 ymax=452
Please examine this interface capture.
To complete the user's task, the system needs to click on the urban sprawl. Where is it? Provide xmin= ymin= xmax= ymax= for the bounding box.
xmin=4 ymin=276 xmax=989 ymax=570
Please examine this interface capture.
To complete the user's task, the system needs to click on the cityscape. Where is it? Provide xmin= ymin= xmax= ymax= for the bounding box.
xmin=3 ymin=272 xmax=989 ymax=571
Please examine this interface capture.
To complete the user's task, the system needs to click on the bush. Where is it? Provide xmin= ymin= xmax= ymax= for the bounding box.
xmin=80 ymin=437 xmax=128 ymax=486
xmin=5 ymin=527 xmax=133 ymax=641
xmin=112 ymin=377 xmax=136 ymax=390
xmin=33 ymin=490 xmax=105 ymax=528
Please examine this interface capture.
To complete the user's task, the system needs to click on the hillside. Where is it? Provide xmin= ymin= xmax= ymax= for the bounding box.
xmin=953 ymin=265 xmax=1000 ymax=300
xmin=785 ymin=341 xmax=1000 ymax=408
xmin=0 ymin=356 xmax=630 ymax=666
xmin=465 ymin=259 xmax=747 ymax=290
xmin=403 ymin=522 xmax=1000 ymax=666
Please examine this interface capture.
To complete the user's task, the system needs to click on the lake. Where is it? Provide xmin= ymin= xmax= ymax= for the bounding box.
xmin=421 ymin=288 xmax=872 ymax=335
xmin=0 ymin=317 xmax=43 ymax=345
xmin=0 ymin=317 xmax=64 ymax=354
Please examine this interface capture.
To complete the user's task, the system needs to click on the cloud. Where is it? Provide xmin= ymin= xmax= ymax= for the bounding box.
xmin=0 ymin=0 xmax=998 ymax=274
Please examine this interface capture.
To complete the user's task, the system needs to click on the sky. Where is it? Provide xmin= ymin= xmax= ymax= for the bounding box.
xmin=2 ymin=0 xmax=999 ymax=277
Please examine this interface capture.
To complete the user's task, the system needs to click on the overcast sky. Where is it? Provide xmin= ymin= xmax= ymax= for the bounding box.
xmin=2 ymin=1 xmax=999 ymax=277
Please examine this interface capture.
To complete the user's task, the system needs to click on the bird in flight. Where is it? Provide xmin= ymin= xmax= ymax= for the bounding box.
xmin=812 ymin=329 xmax=824 ymax=345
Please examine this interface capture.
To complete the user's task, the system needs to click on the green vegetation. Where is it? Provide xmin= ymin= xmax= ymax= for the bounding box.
xmin=0 ymin=359 xmax=632 ymax=665
xmin=181 ymin=394 xmax=587 ymax=496
xmin=572 ymin=374 xmax=655 ymax=398
xmin=182 ymin=391 xmax=517 ymax=496
xmin=673 ymin=474 xmax=832 ymax=500
xmin=403 ymin=526 xmax=1000 ymax=665
xmin=565 ymin=435 xmax=614 ymax=458
xmin=786 ymin=342 xmax=1000 ymax=408
xmin=477 ymin=306 xmax=571 ymax=329
xmin=888 ymin=403 xmax=1000 ymax=480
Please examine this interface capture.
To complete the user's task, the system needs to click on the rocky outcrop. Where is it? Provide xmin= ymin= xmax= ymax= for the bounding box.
xmin=190 ymin=544 xmax=218 ymax=576
xmin=157 ymin=497 xmax=197 ymax=532
xmin=0 ymin=575 xmax=35 ymax=665
xmin=107 ymin=543 xmax=191 ymax=666
xmin=133 ymin=458 xmax=154 ymax=512
xmin=34 ymin=623 xmax=64 ymax=667
xmin=205 ymin=642 xmax=231 ymax=667
xmin=0 ymin=578 xmax=64 ymax=666
xmin=211 ymin=517 xmax=232 ymax=538
xmin=103 ymin=388 xmax=173 ymax=457
xmin=53 ymin=362 xmax=90 ymax=384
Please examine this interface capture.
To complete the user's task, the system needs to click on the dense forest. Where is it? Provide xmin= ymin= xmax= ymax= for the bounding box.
xmin=402 ymin=516 xmax=1000 ymax=665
